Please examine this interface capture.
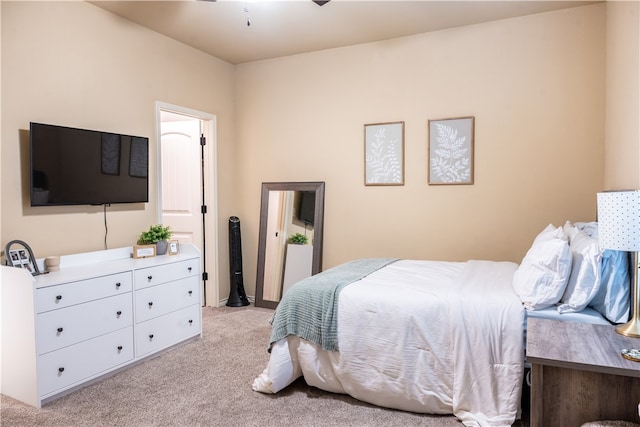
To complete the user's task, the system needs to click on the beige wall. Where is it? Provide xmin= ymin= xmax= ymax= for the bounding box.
xmin=2 ymin=2 xmax=638 ymax=303
xmin=235 ymin=3 xmax=608 ymax=291
xmin=605 ymin=0 xmax=640 ymax=189
xmin=1 ymin=1 xmax=236 ymax=303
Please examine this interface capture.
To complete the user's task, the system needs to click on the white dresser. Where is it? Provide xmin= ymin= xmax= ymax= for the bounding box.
xmin=1 ymin=244 xmax=202 ymax=408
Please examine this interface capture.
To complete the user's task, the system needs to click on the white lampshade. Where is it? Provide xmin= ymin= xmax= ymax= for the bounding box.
xmin=597 ymin=190 xmax=640 ymax=251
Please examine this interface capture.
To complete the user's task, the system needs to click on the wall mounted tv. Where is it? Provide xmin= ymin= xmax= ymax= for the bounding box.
xmin=30 ymin=122 xmax=149 ymax=207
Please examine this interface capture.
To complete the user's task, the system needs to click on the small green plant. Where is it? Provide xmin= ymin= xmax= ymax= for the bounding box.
xmin=288 ymin=233 xmax=308 ymax=245
xmin=138 ymin=224 xmax=172 ymax=245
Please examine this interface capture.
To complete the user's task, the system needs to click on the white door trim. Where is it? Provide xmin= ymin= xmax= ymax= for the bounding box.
xmin=155 ymin=101 xmax=219 ymax=307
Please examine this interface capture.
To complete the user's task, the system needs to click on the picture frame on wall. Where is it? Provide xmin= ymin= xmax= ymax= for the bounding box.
xmin=428 ymin=116 xmax=474 ymax=185
xmin=364 ymin=121 xmax=405 ymax=186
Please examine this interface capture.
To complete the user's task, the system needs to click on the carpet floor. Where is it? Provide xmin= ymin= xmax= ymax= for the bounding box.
xmin=1 ymin=306 xmax=529 ymax=426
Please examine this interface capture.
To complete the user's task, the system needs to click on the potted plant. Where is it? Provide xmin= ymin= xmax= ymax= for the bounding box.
xmin=288 ymin=233 xmax=308 ymax=245
xmin=138 ymin=224 xmax=173 ymax=255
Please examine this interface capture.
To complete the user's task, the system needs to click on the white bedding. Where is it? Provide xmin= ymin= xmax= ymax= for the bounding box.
xmin=253 ymin=259 xmax=524 ymax=427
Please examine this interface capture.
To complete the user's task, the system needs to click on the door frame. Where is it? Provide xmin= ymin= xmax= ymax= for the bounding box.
xmin=155 ymin=101 xmax=219 ymax=307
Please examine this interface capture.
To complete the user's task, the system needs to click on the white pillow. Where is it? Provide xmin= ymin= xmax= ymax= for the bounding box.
xmin=558 ymin=227 xmax=602 ymax=313
xmin=574 ymin=221 xmax=598 ymax=237
xmin=512 ymin=224 xmax=573 ymax=310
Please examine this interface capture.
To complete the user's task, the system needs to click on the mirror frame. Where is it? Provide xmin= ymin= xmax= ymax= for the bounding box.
xmin=255 ymin=181 xmax=325 ymax=309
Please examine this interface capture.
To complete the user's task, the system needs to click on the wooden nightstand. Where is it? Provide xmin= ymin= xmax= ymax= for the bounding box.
xmin=527 ymin=318 xmax=640 ymax=427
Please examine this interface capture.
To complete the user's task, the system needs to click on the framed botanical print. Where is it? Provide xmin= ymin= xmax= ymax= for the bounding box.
xmin=428 ymin=116 xmax=474 ymax=185
xmin=364 ymin=121 xmax=405 ymax=186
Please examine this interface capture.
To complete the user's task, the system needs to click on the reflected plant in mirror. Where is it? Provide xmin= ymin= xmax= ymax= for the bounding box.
xmin=255 ymin=182 xmax=325 ymax=309
xmin=288 ymin=233 xmax=309 ymax=245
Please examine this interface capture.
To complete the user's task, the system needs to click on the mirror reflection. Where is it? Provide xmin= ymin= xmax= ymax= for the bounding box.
xmin=255 ymin=182 xmax=325 ymax=309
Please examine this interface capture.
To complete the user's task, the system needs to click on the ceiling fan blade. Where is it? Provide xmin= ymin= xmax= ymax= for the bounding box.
xmin=197 ymin=0 xmax=327 ymax=4
xmin=197 ymin=0 xmax=328 ymax=3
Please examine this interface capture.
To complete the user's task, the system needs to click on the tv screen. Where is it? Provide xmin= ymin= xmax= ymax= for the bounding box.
xmin=298 ymin=191 xmax=315 ymax=226
xmin=30 ymin=122 xmax=149 ymax=206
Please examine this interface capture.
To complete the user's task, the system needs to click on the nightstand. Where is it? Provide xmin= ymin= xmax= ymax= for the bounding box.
xmin=527 ymin=318 xmax=640 ymax=427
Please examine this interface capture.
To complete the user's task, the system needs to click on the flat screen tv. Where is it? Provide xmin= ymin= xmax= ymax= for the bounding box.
xmin=30 ymin=122 xmax=149 ymax=206
xmin=298 ymin=191 xmax=315 ymax=226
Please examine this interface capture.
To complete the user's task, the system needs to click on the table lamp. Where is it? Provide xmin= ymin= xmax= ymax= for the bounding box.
xmin=597 ymin=190 xmax=640 ymax=337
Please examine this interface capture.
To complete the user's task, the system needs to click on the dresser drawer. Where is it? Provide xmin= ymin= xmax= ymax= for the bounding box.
xmin=134 ymin=275 xmax=200 ymax=323
xmin=37 ymin=326 xmax=133 ymax=397
xmin=134 ymin=259 xmax=199 ymax=290
xmin=35 ymin=272 xmax=132 ymax=313
xmin=135 ymin=305 xmax=201 ymax=358
xmin=36 ymin=293 xmax=133 ymax=355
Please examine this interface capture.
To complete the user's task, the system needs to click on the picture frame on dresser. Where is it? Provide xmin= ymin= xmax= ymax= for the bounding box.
xmin=8 ymin=249 xmax=36 ymax=272
xmin=4 ymin=239 xmax=40 ymax=275
xmin=168 ymin=240 xmax=179 ymax=255
xmin=133 ymin=244 xmax=156 ymax=259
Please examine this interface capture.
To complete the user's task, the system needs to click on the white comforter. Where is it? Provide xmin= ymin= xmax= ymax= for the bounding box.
xmin=253 ymin=260 xmax=524 ymax=427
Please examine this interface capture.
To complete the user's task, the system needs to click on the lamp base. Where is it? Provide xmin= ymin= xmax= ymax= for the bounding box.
xmin=616 ymin=318 xmax=640 ymax=338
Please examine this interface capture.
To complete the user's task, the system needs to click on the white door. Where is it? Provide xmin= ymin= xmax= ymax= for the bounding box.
xmin=160 ymin=117 xmax=203 ymax=251
xmin=158 ymin=105 xmax=218 ymax=308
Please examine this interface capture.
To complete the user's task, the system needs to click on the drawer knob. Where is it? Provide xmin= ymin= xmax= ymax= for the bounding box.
xmin=117 ymin=345 xmax=123 ymax=351
xmin=188 ymin=290 xmax=193 ymax=296
xmin=147 ymin=275 xmax=153 ymax=281
xmin=149 ymin=334 xmax=154 ymax=340
xmin=189 ymin=319 xmax=193 ymax=325
xmin=115 ymin=282 xmax=121 ymax=288
xmin=116 ymin=310 xmax=122 ymax=316
xmin=55 ymin=295 xmax=62 ymax=301
xmin=148 ymin=302 xmax=153 ymax=307
xmin=58 ymin=367 xmax=65 ymax=373
xmin=188 ymin=267 xmax=192 ymax=272
xmin=57 ymin=327 xmax=63 ymax=333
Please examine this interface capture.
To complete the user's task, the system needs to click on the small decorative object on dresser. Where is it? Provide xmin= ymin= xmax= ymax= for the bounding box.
xmin=4 ymin=240 xmax=41 ymax=275
xmin=621 ymin=348 xmax=640 ymax=362
xmin=44 ymin=256 xmax=60 ymax=272
xmin=133 ymin=244 xmax=156 ymax=259
xmin=167 ymin=240 xmax=179 ymax=256
xmin=137 ymin=224 xmax=173 ymax=255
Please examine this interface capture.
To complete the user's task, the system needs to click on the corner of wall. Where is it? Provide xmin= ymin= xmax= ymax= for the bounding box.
xmin=605 ymin=0 xmax=640 ymax=190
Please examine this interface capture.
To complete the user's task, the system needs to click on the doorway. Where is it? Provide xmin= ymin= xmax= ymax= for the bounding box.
xmin=157 ymin=102 xmax=218 ymax=307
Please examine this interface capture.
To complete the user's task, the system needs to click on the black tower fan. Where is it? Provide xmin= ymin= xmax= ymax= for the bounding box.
xmin=227 ymin=216 xmax=250 ymax=307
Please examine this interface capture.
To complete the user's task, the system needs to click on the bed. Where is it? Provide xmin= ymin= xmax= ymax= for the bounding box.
xmin=252 ymin=222 xmax=631 ymax=427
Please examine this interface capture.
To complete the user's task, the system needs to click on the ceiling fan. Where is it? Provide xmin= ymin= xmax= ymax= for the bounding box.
xmin=199 ymin=0 xmax=330 ymax=4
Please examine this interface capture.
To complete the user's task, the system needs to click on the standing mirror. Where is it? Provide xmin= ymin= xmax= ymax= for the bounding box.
xmin=255 ymin=182 xmax=325 ymax=309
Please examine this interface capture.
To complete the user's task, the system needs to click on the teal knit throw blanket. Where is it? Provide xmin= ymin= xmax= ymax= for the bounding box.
xmin=269 ymin=258 xmax=398 ymax=352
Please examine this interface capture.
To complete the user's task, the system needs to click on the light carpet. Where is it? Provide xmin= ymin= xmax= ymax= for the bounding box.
xmin=1 ymin=306 xmax=528 ymax=426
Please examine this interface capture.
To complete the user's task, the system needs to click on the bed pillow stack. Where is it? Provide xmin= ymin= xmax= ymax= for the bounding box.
xmin=512 ymin=224 xmax=572 ymax=310
xmin=557 ymin=221 xmax=602 ymax=314
xmin=513 ymin=221 xmax=631 ymax=323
